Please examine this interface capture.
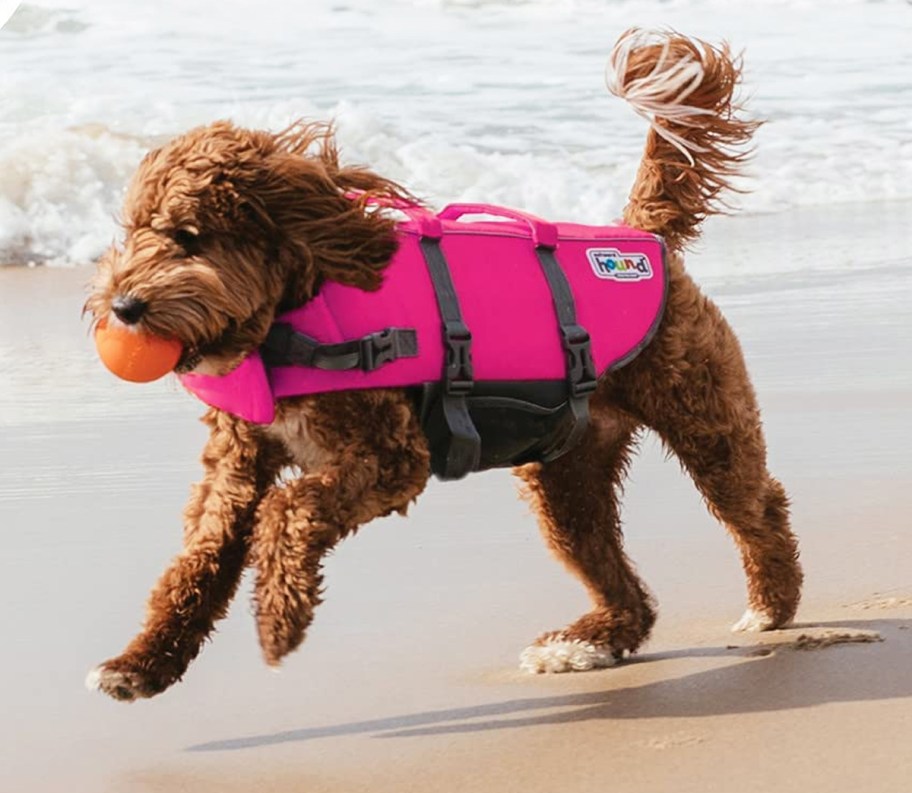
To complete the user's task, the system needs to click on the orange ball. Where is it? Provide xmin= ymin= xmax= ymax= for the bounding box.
xmin=94 ymin=319 xmax=183 ymax=383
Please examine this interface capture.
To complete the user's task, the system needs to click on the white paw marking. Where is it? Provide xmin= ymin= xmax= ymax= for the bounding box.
xmin=519 ymin=639 xmax=617 ymax=674
xmin=84 ymin=664 xmax=141 ymax=701
xmin=732 ymin=608 xmax=777 ymax=633
xmin=84 ymin=666 xmax=103 ymax=691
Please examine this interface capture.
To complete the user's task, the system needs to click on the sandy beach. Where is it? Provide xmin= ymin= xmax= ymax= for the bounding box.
xmin=1 ymin=203 xmax=911 ymax=793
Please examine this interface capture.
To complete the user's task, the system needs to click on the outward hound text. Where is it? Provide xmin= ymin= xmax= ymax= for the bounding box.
xmin=587 ymin=248 xmax=653 ymax=281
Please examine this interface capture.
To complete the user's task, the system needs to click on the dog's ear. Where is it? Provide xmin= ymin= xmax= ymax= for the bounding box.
xmin=246 ymin=122 xmax=409 ymax=305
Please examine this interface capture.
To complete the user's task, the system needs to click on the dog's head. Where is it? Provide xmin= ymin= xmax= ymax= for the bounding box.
xmin=86 ymin=120 xmax=407 ymax=375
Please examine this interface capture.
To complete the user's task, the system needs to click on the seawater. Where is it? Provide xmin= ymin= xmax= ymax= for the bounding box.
xmin=0 ymin=0 xmax=910 ymax=269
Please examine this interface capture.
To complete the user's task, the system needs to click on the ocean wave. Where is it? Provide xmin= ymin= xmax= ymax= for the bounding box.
xmin=0 ymin=125 xmax=151 ymax=265
xmin=3 ymin=94 xmax=912 ymax=268
xmin=1 ymin=0 xmax=910 ymax=268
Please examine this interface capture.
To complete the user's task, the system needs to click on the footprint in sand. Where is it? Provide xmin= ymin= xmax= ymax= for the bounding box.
xmin=789 ymin=628 xmax=884 ymax=650
xmin=730 ymin=627 xmax=884 ymax=656
xmin=843 ymin=595 xmax=912 ymax=611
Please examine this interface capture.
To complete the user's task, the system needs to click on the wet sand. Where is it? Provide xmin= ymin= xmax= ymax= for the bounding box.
xmin=1 ymin=204 xmax=911 ymax=793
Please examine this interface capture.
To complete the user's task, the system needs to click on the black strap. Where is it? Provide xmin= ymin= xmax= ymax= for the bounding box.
xmin=419 ymin=238 xmax=481 ymax=479
xmin=262 ymin=323 xmax=418 ymax=372
xmin=534 ymin=246 xmax=598 ymax=460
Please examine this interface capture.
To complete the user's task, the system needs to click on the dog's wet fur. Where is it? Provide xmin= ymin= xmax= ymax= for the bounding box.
xmin=85 ymin=30 xmax=801 ymax=699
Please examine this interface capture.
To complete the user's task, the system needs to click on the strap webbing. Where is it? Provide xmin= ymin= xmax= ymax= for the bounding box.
xmin=262 ymin=324 xmax=418 ymax=372
xmin=419 ymin=238 xmax=481 ymax=479
xmin=534 ymin=246 xmax=598 ymax=460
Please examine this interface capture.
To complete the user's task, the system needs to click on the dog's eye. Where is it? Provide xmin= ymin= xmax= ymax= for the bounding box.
xmin=173 ymin=228 xmax=202 ymax=256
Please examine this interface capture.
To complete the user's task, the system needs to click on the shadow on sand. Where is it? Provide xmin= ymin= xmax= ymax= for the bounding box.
xmin=187 ymin=618 xmax=912 ymax=752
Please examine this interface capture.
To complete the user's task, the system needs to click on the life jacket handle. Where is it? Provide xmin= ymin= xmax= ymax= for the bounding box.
xmin=438 ymin=203 xmax=559 ymax=250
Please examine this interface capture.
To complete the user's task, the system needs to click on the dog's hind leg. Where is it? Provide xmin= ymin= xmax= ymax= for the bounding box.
xmin=609 ymin=263 xmax=803 ymax=632
xmin=606 ymin=30 xmax=800 ymax=628
xmin=86 ymin=410 xmax=287 ymax=701
xmin=515 ymin=413 xmax=656 ymax=673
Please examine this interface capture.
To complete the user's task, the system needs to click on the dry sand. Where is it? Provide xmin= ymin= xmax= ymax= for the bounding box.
xmin=1 ymin=204 xmax=911 ymax=793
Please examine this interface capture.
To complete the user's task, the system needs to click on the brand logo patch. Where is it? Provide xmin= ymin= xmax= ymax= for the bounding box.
xmin=587 ymin=248 xmax=654 ymax=281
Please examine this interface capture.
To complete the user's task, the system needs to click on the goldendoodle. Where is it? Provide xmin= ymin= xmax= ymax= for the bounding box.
xmin=85 ymin=29 xmax=802 ymax=701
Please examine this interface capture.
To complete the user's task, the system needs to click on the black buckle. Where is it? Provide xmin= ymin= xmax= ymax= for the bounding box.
xmin=443 ymin=321 xmax=474 ymax=395
xmin=359 ymin=329 xmax=395 ymax=372
xmin=561 ymin=324 xmax=598 ymax=397
xmin=358 ymin=328 xmax=418 ymax=372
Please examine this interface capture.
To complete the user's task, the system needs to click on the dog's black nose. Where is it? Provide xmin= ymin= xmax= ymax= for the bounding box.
xmin=111 ymin=295 xmax=148 ymax=325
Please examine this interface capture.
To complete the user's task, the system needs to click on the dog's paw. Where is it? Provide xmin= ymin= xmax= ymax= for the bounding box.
xmin=519 ymin=638 xmax=617 ymax=674
xmin=85 ymin=663 xmax=159 ymax=702
xmin=731 ymin=608 xmax=779 ymax=633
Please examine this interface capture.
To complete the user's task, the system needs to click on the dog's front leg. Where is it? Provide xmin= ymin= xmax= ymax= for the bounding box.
xmin=87 ymin=410 xmax=287 ymax=701
xmin=251 ymin=450 xmax=426 ymax=665
xmin=251 ymin=393 xmax=429 ymax=666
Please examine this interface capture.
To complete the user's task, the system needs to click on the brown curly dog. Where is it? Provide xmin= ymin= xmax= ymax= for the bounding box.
xmin=85 ymin=29 xmax=801 ymax=701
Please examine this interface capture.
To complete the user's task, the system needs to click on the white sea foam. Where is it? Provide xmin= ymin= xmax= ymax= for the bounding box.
xmin=1 ymin=0 xmax=910 ymax=270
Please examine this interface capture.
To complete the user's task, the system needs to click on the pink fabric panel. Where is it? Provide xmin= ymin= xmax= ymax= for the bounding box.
xmin=179 ymin=206 xmax=667 ymax=423
xmin=439 ymin=227 xmax=664 ymax=378
xmin=179 ymin=353 xmax=276 ymax=423
xmin=441 ymin=232 xmax=565 ymax=380
xmin=270 ymin=224 xmax=664 ymax=393
xmin=554 ymin=233 xmax=666 ymax=371
xmin=270 ymin=242 xmax=445 ymax=399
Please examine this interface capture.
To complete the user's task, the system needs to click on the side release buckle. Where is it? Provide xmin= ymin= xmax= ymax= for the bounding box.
xmin=560 ymin=324 xmax=598 ymax=398
xmin=443 ymin=321 xmax=474 ymax=395
xmin=359 ymin=328 xmax=418 ymax=372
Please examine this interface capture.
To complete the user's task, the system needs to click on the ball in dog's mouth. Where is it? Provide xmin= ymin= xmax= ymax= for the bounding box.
xmin=94 ymin=318 xmax=183 ymax=383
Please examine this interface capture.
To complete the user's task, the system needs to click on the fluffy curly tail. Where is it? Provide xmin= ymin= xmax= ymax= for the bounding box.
xmin=608 ymin=28 xmax=760 ymax=251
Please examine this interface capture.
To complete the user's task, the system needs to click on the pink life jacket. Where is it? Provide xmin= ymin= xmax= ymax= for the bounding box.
xmin=179 ymin=202 xmax=666 ymax=478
